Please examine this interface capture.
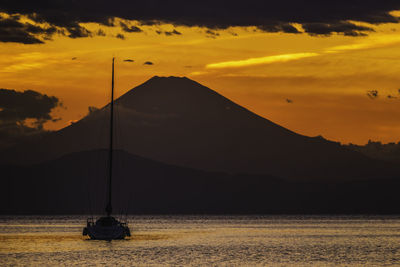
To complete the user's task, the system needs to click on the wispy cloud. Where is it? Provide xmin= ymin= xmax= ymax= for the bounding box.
xmin=206 ymin=52 xmax=319 ymax=69
xmin=0 ymin=52 xmax=78 ymax=73
xmin=205 ymin=33 xmax=400 ymax=70
xmin=325 ymin=35 xmax=400 ymax=53
xmin=1 ymin=52 xmax=48 ymax=72
xmin=3 ymin=62 xmax=45 ymax=72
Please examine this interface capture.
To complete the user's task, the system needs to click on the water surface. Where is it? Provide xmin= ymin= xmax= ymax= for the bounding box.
xmin=1 ymin=215 xmax=400 ymax=266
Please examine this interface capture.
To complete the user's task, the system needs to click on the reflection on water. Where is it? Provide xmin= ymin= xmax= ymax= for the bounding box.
xmin=1 ymin=215 xmax=400 ymax=266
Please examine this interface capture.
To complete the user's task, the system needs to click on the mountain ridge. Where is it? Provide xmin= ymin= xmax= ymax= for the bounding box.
xmin=0 ymin=76 xmax=398 ymax=181
xmin=2 ymin=148 xmax=400 ymax=214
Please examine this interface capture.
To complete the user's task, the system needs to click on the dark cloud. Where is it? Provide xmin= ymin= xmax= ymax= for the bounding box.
xmin=0 ymin=14 xmax=89 ymax=43
xmin=286 ymin=98 xmax=293 ymax=103
xmin=71 ymin=57 xmax=77 ymax=60
xmin=0 ymin=89 xmax=61 ymax=149
xmin=1 ymin=1 xmax=400 ymax=43
xmin=258 ymin=23 xmax=300 ymax=34
xmin=387 ymin=94 xmax=397 ymax=99
xmin=116 ymin=33 xmax=125 ymax=39
xmin=96 ymin=29 xmax=106 ymax=36
xmin=120 ymin=22 xmax=143 ymax=33
xmin=0 ymin=16 xmax=54 ymax=44
xmin=164 ymin=29 xmax=181 ymax=36
xmin=25 ymin=23 xmax=57 ymax=35
xmin=143 ymin=61 xmax=154 ymax=65
xmin=367 ymin=90 xmax=379 ymax=99
xmin=302 ymin=21 xmax=373 ymax=36
xmin=0 ymin=89 xmax=61 ymax=126
xmin=67 ymin=25 xmax=91 ymax=38
xmin=156 ymin=29 xmax=181 ymax=36
xmin=205 ymin=29 xmax=220 ymax=38
xmin=123 ymin=59 xmax=134 ymax=62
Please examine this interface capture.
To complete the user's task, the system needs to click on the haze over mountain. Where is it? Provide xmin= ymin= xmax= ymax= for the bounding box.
xmin=1 ymin=76 xmax=397 ymax=181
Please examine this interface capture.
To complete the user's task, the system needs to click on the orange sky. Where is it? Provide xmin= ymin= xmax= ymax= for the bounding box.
xmin=1 ymin=15 xmax=400 ymax=144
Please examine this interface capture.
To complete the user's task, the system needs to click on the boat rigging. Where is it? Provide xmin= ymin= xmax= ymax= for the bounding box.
xmin=83 ymin=58 xmax=131 ymax=240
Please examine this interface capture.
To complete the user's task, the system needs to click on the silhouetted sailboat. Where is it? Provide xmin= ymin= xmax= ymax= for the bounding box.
xmin=83 ymin=58 xmax=131 ymax=240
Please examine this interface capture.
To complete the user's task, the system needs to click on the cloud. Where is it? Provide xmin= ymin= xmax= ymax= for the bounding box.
xmin=1 ymin=1 xmax=400 ymax=43
xmin=204 ymin=34 xmax=400 ymax=70
xmin=367 ymin=90 xmax=379 ymax=99
xmin=0 ymin=89 xmax=61 ymax=148
xmin=0 ymin=14 xmax=94 ymax=43
xmin=205 ymin=29 xmax=220 ymax=38
xmin=123 ymin=59 xmax=134 ymax=62
xmin=120 ymin=22 xmax=143 ymax=33
xmin=116 ymin=33 xmax=125 ymax=39
xmin=386 ymin=89 xmax=400 ymax=99
xmin=164 ymin=29 xmax=181 ymax=36
xmin=206 ymin=52 xmax=319 ymax=69
xmin=156 ymin=29 xmax=182 ymax=36
xmin=0 ymin=16 xmax=55 ymax=44
xmin=258 ymin=23 xmax=300 ymax=34
xmin=66 ymin=25 xmax=91 ymax=38
xmin=0 ymin=89 xmax=61 ymax=127
xmin=143 ymin=61 xmax=154 ymax=65
xmin=302 ymin=21 xmax=374 ymax=36
xmin=96 ymin=29 xmax=106 ymax=36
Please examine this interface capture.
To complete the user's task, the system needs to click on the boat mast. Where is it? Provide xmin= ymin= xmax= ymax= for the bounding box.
xmin=106 ymin=57 xmax=115 ymax=217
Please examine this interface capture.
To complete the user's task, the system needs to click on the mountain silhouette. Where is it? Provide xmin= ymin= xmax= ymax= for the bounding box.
xmin=1 ymin=76 xmax=397 ymax=180
xmin=2 ymin=149 xmax=400 ymax=214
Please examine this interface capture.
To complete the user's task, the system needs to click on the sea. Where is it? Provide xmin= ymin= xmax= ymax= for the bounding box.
xmin=1 ymin=215 xmax=400 ymax=266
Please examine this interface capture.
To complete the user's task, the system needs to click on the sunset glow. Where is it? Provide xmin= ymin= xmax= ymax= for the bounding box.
xmin=1 ymin=11 xmax=400 ymax=144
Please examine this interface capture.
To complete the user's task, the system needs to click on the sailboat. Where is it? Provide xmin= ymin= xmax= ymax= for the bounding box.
xmin=83 ymin=58 xmax=131 ymax=240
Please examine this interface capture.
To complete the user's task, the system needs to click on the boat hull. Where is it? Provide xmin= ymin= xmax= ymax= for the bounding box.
xmin=83 ymin=225 xmax=129 ymax=240
xmin=83 ymin=216 xmax=131 ymax=240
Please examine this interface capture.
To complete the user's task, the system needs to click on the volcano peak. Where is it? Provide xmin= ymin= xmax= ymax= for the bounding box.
xmin=116 ymin=75 xmax=228 ymax=114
